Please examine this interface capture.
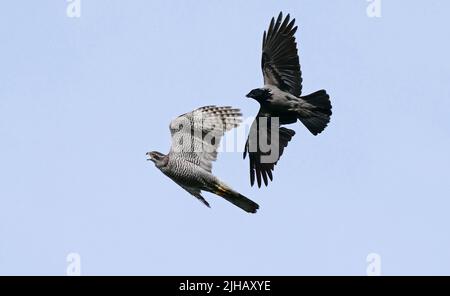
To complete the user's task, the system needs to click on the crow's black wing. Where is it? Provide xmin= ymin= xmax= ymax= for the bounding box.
xmin=243 ymin=110 xmax=296 ymax=187
xmin=262 ymin=12 xmax=302 ymax=97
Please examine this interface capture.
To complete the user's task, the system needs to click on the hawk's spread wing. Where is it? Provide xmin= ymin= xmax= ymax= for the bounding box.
xmin=262 ymin=12 xmax=302 ymax=97
xmin=244 ymin=109 xmax=296 ymax=187
xmin=169 ymin=106 xmax=241 ymax=173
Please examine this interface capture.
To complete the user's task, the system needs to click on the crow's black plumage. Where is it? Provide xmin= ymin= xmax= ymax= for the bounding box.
xmin=244 ymin=12 xmax=332 ymax=187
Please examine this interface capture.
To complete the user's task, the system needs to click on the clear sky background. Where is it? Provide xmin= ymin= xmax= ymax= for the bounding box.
xmin=1 ymin=0 xmax=449 ymax=275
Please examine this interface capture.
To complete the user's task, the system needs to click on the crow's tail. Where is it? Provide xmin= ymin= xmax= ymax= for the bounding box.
xmin=298 ymin=90 xmax=332 ymax=135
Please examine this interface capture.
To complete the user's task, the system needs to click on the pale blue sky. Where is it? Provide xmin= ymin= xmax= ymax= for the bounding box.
xmin=1 ymin=1 xmax=449 ymax=275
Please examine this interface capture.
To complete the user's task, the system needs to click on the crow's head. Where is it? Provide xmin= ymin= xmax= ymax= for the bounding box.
xmin=246 ymin=88 xmax=271 ymax=103
xmin=146 ymin=151 xmax=168 ymax=168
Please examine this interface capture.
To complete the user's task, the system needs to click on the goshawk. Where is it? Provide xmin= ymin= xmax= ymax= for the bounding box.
xmin=147 ymin=106 xmax=259 ymax=213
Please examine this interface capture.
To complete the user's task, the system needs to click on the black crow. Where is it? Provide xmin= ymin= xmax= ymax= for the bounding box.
xmin=244 ymin=12 xmax=332 ymax=187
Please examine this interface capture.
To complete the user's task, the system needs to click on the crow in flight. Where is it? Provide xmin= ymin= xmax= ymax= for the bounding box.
xmin=244 ymin=12 xmax=332 ymax=187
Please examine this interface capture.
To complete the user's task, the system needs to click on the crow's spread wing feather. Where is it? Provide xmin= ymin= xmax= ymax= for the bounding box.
xmin=262 ymin=12 xmax=302 ymax=97
xmin=243 ymin=109 xmax=296 ymax=187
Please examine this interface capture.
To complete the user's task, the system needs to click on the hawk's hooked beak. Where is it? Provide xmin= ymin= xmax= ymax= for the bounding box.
xmin=146 ymin=152 xmax=152 ymax=161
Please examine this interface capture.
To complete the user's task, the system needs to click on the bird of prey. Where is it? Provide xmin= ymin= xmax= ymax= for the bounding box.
xmin=244 ymin=12 xmax=332 ymax=187
xmin=147 ymin=106 xmax=259 ymax=213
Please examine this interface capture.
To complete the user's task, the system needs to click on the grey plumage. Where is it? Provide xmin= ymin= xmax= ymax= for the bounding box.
xmin=147 ymin=106 xmax=259 ymax=213
xmin=244 ymin=12 xmax=333 ymax=187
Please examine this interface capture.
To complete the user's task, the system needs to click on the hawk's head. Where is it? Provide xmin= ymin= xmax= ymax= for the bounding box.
xmin=146 ymin=151 xmax=168 ymax=168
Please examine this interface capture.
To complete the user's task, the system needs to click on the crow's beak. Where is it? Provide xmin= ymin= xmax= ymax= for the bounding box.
xmin=246 ymin=92 xmax=252 ymax=98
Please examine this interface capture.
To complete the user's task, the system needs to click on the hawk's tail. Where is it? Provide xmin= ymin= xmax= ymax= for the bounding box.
xmin=212 ymin=182 xmax=259 ymax=213
xmin=298 ymin=90 xmax=332 ymax=135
